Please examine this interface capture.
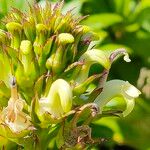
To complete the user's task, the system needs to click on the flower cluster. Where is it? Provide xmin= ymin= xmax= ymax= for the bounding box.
xmin=0 ymin=1 xmax=141 ymax=149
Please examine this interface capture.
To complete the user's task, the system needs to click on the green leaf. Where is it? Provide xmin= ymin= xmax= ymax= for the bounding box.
xmin=99 ymin=43 xmax=132 ymax=53
xmin=56 ymin=126 xmax=64 ymax=149
xmin=82 ymin=13 xmax=123 ymax=30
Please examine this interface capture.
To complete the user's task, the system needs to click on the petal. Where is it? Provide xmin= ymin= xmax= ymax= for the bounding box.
xmin=94 ymin=80 xmax=141 ymax=116
xmin=122 ymin=81 xmax=141 ymax=98
xmin=48 ymin=79 xmax=72 ymax=112
xmin=75 ymin=49 xmax=110 ymax=83
xmin=80 ymin=49 xmax=110 ymax=70
xmin=41 ymin=79 xmax=73 ymax=118
xmin=123 ymin=98 xmax=135 ymax=117
xmin=5 ymin=112 xmax=31 ymax=132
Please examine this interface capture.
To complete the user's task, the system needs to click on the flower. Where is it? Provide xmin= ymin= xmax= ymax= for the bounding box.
xmin=74 ymin=49 xmax=110 ymax=84
xmin=94 ymin=80 xmax=141 ymax=116
xmin=38 ymin=79 xmax=72 ymax=119
xmin=0 ymin=78 xmax=32 ymax=133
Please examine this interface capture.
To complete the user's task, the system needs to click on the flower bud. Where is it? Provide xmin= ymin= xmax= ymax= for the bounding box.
xmin=20 ymin=40 xmax=33 ymax=73
xmin=46 ymin=54 xmax=55 ymax=70
xmin=0 ymin=29 xmax=8 ymax=45
xmin=6 ymin=22 xmax=22 ymax=49
xmin=20 ymin=40 xmax=32 ymax=55
xmin=94 ymin=80 xmax=141 ymax=117
xmin=34 ymin=24 xmax=48 ymax=55
xmin=23 ymin=19 xmax=36 ymax=42
xmin=58 ymin=33 xmax=74 ymax=45
xmin=52 ymin=33 xmax=74 ymax=74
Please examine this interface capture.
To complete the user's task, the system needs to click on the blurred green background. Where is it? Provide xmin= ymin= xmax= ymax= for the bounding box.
xmin=0 ymin=0 xmax=150 ymax=149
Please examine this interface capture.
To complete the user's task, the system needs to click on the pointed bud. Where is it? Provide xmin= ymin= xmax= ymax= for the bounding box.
xmin=6 ymin=22 xmax=22 ymax=49
xmin=20 ymin=40 xmax=33 ymax=73
xmin=0 ymin=29 xmax=8 ymax=45
xmin=23 ymin=19 xmax=36 ymax=42
xmin=58 ymin=33 xmax=74 ymax=45
xmin=52 ymin=33 xmax=74 ymax=74
xmin=34 ymin=24 xmax=48 ymax=55
xmin=38 ymin=37 xmax=55 ymax=73
xmin=20 ymin=40 xmax=32 ymax=55
xmin=46 ymin=54 xmax=55 ymax=70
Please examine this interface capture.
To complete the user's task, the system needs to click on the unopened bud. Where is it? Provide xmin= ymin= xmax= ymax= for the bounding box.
xmin=58 ymin=33 xmax=74 ymax=44
xmin=6 ymin=22 xmax=22 ymax=49
xmin=20 ymin=40 xmax=32 ymax=55
xmin=34 ymin=24 xmax=48 ymax=55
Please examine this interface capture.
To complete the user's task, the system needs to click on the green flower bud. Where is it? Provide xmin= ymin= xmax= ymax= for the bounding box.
xmin=20 ymin=40 xmax=32 ymax=55
xmin=52 ymin=48 xmax=64 ymax=74
xmin=23 ymin=19 xmax=36 ymax=42
xmin=20 ymin=40 xmax=33 ymax=73
xmin=6 ymin=22 xmax=22 ymax=49
xmin=46 ymin=54 xmax=55 ymax=70
xmin=51 ymin=33 xmax=74 ymax=74
xmin=6 ymin=22 xmax=22 ymax=33
xmin=75 ymin=25 xmax=90 ymax=35
xmin=34 ymin=24 xmax=48 ymax=55
xmin=58 ymin=33 xmax=74 ymax=44
xmin=81 ymin=25 xmax=91 ymax=33
xmin=0 ymin=29 xmax=8 ymax=45
xmin=38 ymin=37 xmax=54 ymax=74
xmin=94 ymin=80 xmax=141 ymax=117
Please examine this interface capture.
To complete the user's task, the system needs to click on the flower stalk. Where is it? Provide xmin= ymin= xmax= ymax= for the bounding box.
xmin=0 ymin=1 xmax=141 ymax=149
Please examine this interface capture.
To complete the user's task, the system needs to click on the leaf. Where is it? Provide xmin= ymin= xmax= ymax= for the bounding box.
xmin=56 ymin=126 xmax=64 ymax=149
xmin=99 ymin=43 xmax=132 ymax=53
xmin=82 ymin=13 xmax=123 ymax=30
xmin=0 ymin=52 xmax=11 ymax=87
